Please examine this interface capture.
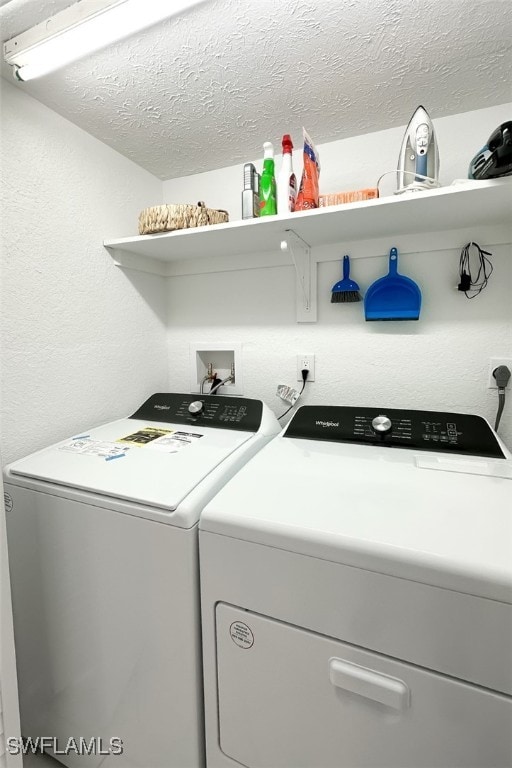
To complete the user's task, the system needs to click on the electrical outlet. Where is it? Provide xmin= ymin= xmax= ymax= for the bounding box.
xmin=297 ymin=354 xmax=315 ymax=382
xmin=487 ymin=358 xmax=512 ymax=389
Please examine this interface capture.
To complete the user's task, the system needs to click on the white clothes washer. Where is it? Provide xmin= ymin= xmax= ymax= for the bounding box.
xmin=4 ymin=392 xmax=279 ymax=768
xmin=199 ymin=405 xmax=512 ymax=768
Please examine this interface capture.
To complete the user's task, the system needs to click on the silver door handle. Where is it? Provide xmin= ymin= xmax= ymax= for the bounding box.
xmin=329 ymin=658 xmax=410 ymax=711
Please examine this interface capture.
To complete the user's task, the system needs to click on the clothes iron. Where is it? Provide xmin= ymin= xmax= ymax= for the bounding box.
xmin=468 ymin=122 xmax=512 ymax=180
xmin=396 ymin=106 xmax=440 ymax=194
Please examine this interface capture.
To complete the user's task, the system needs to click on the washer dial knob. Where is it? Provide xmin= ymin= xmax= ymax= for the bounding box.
xmin=188 ymin=400 xmax=204 ymax=415
xmin=372 ymin=415 xmax=392 ymax=434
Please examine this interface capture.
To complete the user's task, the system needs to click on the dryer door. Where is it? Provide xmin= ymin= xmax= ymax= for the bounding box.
xmin=216 ymin=603 xmax=512 ymax=768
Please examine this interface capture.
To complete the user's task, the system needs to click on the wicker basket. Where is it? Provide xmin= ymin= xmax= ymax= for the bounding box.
xmin=138 ymin=201 xmax=229 ymax=235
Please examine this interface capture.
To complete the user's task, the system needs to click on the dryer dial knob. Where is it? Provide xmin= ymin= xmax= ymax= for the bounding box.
xmin=372 ymin=415 xmax=392 ymax=434
xmin=188 ymin=400 xmax=204 ymax=415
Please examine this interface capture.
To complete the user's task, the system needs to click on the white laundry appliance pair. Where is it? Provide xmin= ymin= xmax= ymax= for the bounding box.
xmin=3 ymin=392 xmax=280 ymax=768
xmin=199 ymin=406 xmax=512 ymax=768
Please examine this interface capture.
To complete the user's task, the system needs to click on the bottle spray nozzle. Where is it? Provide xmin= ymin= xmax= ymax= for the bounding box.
xmin=282 ymin=134 xmax=293 ymax=153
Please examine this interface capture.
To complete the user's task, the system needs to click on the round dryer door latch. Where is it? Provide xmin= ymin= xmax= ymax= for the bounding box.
xmin=372 ymin=415 xmax=392 ymax=434
xmin=188 ymin=400 xmax=204 ymax=415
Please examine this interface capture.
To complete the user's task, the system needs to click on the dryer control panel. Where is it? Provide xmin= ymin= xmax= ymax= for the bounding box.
xmin=284 ymin=407 xmax=505 ymax=458
xmin=130 ymin=393 xmax=263 ymax=432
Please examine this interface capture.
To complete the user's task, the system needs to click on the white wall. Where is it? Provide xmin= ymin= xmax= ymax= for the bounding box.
xmin=164 ymin=104 xmax=512 ymax=449
xmin=0 ymin=80 xmax=168 ymax=464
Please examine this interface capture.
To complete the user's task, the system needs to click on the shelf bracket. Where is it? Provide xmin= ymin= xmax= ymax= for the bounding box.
xmin=282 ymin=229 xmax=317 ymax=323
xmin=106 ymin=246 xmax=170 ymax=276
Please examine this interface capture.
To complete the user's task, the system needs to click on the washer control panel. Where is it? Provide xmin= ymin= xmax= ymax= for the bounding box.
xmin=284 ymin=406 xmax=505 ymax=458
xmin=130 ymin=393 xmax=263 ymax=432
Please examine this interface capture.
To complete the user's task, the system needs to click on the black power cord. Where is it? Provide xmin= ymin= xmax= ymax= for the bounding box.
xmin=278 ymin=368 xmax=309 ymax=421
xmin=458 ymin=242 xmax=493 ymax=298
xmin=493 ymin=365 xmax=511 ymax=431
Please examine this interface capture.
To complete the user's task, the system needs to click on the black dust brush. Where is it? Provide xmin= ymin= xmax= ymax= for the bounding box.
xmin=331 ymin=255 xmax=362 ymax=303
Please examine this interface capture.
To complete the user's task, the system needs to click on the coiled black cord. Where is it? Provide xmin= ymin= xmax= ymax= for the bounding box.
xmin=458 ymin=242 xmax=493 ymax=298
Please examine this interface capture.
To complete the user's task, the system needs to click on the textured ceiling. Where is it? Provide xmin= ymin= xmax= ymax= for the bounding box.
xmin=1 ymin=0 xmax=512 ymax=179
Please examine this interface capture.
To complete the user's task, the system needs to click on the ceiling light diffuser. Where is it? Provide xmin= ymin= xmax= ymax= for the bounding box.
xmin=3 ymin=0 xmax=206 ymax=81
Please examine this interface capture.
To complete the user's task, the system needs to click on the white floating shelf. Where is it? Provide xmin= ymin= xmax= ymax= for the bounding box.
xmin=104 ymin=179 xmax=512 ymax=273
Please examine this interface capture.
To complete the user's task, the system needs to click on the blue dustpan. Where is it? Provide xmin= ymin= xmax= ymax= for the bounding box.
xmin=364 ymin=247 xmax=421 ymax=321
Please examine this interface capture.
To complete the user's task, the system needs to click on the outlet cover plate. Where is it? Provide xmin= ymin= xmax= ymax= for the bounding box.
xmin=297 ymin=354 xmax=315 ymax=382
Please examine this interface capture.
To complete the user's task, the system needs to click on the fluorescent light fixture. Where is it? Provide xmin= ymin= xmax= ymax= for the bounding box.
xmin=3 ymin=0 xmax=206 ymax=81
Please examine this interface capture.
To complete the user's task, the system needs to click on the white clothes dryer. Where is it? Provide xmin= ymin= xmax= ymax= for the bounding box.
xmin=200 ymin=406 xmax=512 ymax=768
xmin=4 ymin=393 xmax=279 ymax=768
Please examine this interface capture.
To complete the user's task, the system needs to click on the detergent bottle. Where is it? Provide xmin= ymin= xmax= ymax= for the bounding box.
xmin=277 ymin=134 xmax=297 ymax=214
xmin=259 ymin=142 xmax=277 ymax=216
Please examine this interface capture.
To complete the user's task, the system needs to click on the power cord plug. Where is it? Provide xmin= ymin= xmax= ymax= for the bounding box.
xmin=493 ymin=365 xmax=511 ymax=431
xmin=493 ymin=365 xmax=511 ymax=390
xmin=457 ymin=272 xmax=471 ymax=292
xmin=278 ymin=368 xmax=309 ymax=421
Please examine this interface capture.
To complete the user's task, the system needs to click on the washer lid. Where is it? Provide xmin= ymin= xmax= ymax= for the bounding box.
xmin=200 ymin=434 xmax=512 ymax=603
xmin=8 ymin=416 xmax=254 ymax=514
